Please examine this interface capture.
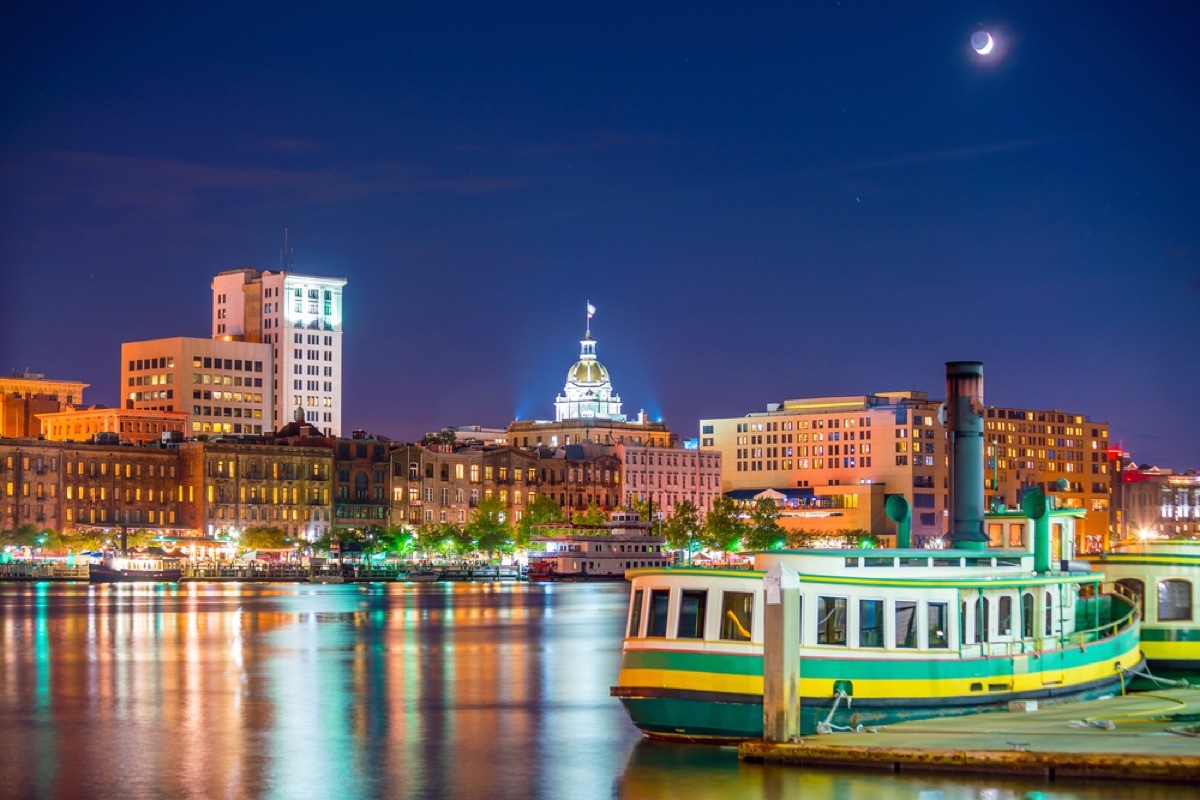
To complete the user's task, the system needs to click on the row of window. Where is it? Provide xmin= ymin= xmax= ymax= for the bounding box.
xmin=190 ymin=357 xmax=265 ymax=372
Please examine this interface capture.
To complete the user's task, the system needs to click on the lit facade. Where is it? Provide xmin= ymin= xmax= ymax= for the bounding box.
xmin=179 ymin=440 xmax=334 ymax=541
xmin=618 ymin=443 xmax=722 ymax=517
xmin=38 ymin=406 xmax=188 ymax=445
xmin=0 ymin=372 xmax=87 ymax=438
xmin=1114 ymin=464 xmax=1200 ymax=540
xmin=983 ymin=406 xmax=1111 ymax=551
xmin=555 ymin=330 xmax=622 ymax=421
xmin=212 ymin=268 xmax=347 ymax=436
xmin=121 ymin=337 xmax=273 ymax=437
xmin=0 ymin=439 xmax=181 ymax=534
xmin=704 ymin=391 xmax=1113 ymax=545
xmin=702 ymin=392 xmax=947 ymax=541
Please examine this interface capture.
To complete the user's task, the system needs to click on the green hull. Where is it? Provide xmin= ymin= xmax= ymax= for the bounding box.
xmin=617 ymin=673 xmax=1131 ymax=742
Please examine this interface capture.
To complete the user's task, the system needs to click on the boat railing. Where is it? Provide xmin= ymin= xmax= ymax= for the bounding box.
xmin=963 ymin=592 xmax=1138 ymax=659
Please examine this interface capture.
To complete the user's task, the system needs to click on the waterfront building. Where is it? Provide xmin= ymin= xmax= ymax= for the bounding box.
xmin=60 ymin=442 xmax=181 ymax=534
xmin=390 ymin=444 xmax=483 ymax=527
xmin=0 ymin=439 xmax=66 ymax=533
xmin=1113 ymin=462 xmax=1200 ymax=540
xmin=618 ymin=443 xmax=722 ymax=517
xmin=211 ymin=267 xmax=347 ymax=436
xmin=0 ymin=372 xmax=87 ymax=438
xmin=38 ymin=405 xmax=188 ymax=445
xmin=178 ymin=439 xmax=334 ymax=542
xmin=530 ymin=444 xmax=622 ymax=514
xmin=333 ymin=432 xmax=392 ymax=532
xmin=983 ymin=406 xmax=1112 ymax=551
xmin=702 ymin=391 xmax=945 ymax=542
xmin=120 ymin=337 xmax=272 ymax=437
xmin=703 ymin=391 xmax=1112 ymax=547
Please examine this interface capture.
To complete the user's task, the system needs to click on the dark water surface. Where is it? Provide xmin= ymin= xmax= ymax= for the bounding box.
xmin=0 ymin=582 xmax=1194 ymax=800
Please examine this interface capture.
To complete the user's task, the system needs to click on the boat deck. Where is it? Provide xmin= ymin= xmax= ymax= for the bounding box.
xmin=739 ymin=688 xmax=1200 ymax=782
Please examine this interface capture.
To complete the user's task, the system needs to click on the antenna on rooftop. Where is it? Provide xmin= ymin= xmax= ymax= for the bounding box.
xmin=281 ymin=228 xmax=295 ymax=271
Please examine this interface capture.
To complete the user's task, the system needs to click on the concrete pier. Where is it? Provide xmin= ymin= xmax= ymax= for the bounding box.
xmin=740 ymin=689 xmax=1200 ymax=782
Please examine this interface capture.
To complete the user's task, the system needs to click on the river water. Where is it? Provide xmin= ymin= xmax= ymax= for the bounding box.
xmin=0 ymin=582 xmax=1193 ymax=800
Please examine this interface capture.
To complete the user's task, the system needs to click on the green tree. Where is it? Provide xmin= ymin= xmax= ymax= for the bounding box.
xmin=662 ymin=500 xmax=701 ymax=556
xmin=310 ymin=531 xmax=337 ymax=555
xmin=571 ymin=501 xmax=607 ymax=527
xmin=743 ymin=498 xmax=786 ymax=551
xmin=240 ymin=526 xmax=289 ymax=551
xmin=516 ymin=494 xmax=564 ymax=548
xmin=466 ymin=495 xmax=512 ymax=558
xmin=378 ymin=526 xmax=415 ymax=558
xmin=701 ymin=496 xmax=744 ymax=556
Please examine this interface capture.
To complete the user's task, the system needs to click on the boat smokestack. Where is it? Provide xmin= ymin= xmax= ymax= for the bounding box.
xmin=945 ymin=362 xmax=988 ymax=550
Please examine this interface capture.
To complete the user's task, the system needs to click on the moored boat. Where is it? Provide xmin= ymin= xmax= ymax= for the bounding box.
xmin=611 ymin=547 xmax=1141 ymax=741
xmin=405 ymin=569 xmax=441 ymax=582
xmin=1085 ymin=539 xmax=1200 ymax=674
xmin=611 ymin=361 xmax=1144 ymax=741
xmin=89 ymin=555 xmax=182 ymax=583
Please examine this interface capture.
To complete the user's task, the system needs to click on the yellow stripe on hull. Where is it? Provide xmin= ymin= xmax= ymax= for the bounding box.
xmin=1142 ymin=640 xmax=1200 ymax=662
xmin=618 ymin=648 xmax=1141 ymax=701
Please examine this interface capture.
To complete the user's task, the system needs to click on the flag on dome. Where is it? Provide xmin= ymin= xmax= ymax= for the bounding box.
xmin=587 ymin=303 xmax=596 ymax=319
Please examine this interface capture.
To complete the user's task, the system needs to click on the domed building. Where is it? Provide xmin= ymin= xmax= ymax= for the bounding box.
xmin=555 ymin=331 xmax=624 ymax=422
xmin=507 ymin=317 xmax=673 ymax=450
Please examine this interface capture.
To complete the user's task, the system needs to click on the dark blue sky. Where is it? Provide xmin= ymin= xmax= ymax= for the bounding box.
xmin=3 ymin=2 xmax=1197 ymax=468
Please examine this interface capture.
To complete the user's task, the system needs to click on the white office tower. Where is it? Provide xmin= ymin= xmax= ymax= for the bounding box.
xmin=212 ymin=266 xmax=347 ymax=436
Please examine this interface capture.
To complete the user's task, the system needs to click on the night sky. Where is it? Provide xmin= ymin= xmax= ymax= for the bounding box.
xmin=2 ymin=3 xmax=1197 ymax=469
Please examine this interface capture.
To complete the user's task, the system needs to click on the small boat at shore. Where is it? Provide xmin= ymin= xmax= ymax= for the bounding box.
xmin=89 ymin=555 xmax=182 ymax=583
xmin=309 ymin=572 xmax=345 ymax=584
xmin=405 ymin=569 xmax=441 ymax=582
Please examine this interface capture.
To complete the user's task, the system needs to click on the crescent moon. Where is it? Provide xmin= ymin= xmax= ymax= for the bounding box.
xmin=976 ymin=32 xmax=995 ymax=55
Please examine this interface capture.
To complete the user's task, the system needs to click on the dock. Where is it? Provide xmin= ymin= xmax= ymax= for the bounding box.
xmin=739 ymin=689 xmax=1200 ymax=782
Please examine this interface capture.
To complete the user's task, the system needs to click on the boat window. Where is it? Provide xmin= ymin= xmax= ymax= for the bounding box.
xmin=900 ymin=558 xmax=929 ymax=567
xmin=976 ymin=597 xmax=990 ymax=642
xmin=628 ymin=589 xmax=644 ymax=637
xmin=677 ymin=589 xmax=707 ymax=639
xmin=1045 ymin=590 xmax=1054 ymax=637
xmin=998 ymin=596 xmax=1013 ymax=637
xmin=895 ymin=600 xmax=918 ymax=648
xmin=720 ymin=591 xmax=754 ymax=642
xmin=1022 ymin=592 xmax=1034 ymax=638
xmin=647 ymin=589 xmax=671 ymax=637
xmin=1158 ymin=580 xmax=1193 ymax=622
xmin=859 ymin=599 xmax=883 ymax=648
xmin=817 ymin=596 xmax=847 ymax=646
xmin=961 ymin=600 xmax=970 ymax=644
xmin=927 ymin=602 xmax=948 ymax=648
xmin=1116 ymin=579 xmax=1145 ymax=620
xmin=933 ymin=558 xmax=960 ymax=567
xmin=864 ymin=558 xmax=893 ymax=567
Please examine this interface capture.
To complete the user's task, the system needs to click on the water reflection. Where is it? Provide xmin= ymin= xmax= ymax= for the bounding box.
xmin=0 ymin=582 xmax=639 ymax=800
xmin=1 ymin=583 xmax=1197 ymax=800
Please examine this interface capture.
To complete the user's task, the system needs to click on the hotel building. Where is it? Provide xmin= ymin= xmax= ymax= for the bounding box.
xmin=211 ymin=267 xmax=347 ymax=436
xmin=703 ymin=391 xmax=1112 ymax=547
xmin=1112 ymin=463 xmax=1200 ymax=541
xmin=120 ymin=337 xmax=273 ymax=437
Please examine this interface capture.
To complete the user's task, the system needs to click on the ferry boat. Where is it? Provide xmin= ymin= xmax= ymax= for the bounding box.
xmin=611 ymin=361 xmax=1144 ymax=741
xmin=1085 ymin=539 xmax=1200 ymax=674
xmin=89 ymin=555 xmax=182 ymax=583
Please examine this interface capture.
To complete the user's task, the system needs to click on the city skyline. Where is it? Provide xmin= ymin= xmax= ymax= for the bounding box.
xmin=3 ymin=3 xmax=1197 ymax=468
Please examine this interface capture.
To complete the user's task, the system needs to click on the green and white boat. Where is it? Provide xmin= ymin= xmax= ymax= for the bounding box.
xmin=1086 ymin=539 xmax=1200 ymax=675
xmin=611 ymin=361 xmax=1143 ymax=741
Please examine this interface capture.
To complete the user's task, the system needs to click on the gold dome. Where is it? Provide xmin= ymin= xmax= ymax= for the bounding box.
xmin=568 ymin=360 xmax=609 ymax=384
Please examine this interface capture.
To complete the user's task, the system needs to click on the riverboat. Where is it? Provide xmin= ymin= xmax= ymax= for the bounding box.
xmin=1085 ymin=539 xmax=1200 ymax=674
xmin=611 ymin=361 xmax=1144 ymax=741
xmin=89 ymin=555 xmax=182 ymax=583
xmin=529 ymin=512 xmax=673 ymax=581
